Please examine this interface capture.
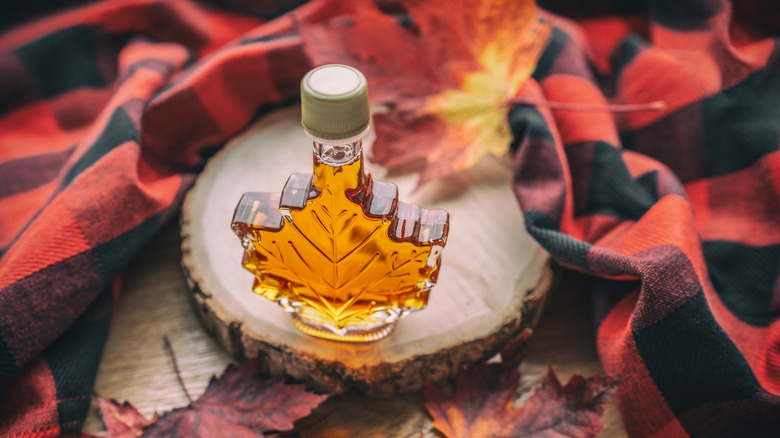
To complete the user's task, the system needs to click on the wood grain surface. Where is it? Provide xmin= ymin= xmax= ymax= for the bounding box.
xmin=181 ymin=106 xmax=554 ymax=396
xmin=82 ymin=221 xmax=627 ymax=437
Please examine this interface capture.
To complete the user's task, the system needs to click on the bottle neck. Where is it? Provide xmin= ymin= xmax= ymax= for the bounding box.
xmin=312 ymin=139 xmax=366 ymax=191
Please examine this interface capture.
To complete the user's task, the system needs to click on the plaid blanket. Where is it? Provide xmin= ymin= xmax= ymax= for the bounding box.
xmin=514 ymin=0 xmax=780 ymax=435
xmin=0 ymin=0 xmax=778 ymax=436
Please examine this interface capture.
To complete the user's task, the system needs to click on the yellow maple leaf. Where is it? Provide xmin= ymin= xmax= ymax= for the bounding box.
xmin=299 ymin=0 xmax=552 ymax=184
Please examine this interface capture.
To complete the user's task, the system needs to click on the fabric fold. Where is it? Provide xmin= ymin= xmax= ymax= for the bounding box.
xmin=1 ymin=0 xmax=778 ymax=436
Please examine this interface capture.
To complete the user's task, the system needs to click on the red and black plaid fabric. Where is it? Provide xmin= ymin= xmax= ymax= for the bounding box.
xmin=512 ymin=0 xmax=780 ymax=435
xmin=0 ymin=0 xmax=778 ymax=436
xmin=0 ymin=1 xmax=313 ymax=435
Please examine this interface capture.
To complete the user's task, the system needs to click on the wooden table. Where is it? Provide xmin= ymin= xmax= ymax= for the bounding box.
xmin=82 ymin=220 xmax=627 ymax=437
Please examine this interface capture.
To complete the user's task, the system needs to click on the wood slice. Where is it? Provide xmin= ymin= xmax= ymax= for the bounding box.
xmin=181 ymin=106 xmax=552 ymax=396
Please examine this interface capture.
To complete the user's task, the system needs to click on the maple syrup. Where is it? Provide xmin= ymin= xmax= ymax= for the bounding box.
xmin=232 ymin=65 xmax=448 ymax=342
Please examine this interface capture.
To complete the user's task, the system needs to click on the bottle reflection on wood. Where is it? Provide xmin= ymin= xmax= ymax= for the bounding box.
xmin=231 ymin=65 xmax=449 ymax=342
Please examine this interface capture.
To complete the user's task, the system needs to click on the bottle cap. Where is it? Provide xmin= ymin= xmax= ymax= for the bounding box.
xmin=301 ymin=64 xmax=370 ymax=141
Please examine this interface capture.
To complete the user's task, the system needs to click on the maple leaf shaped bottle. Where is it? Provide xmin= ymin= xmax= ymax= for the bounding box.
xmin=231 ymin=65 xmax=449 ymax=342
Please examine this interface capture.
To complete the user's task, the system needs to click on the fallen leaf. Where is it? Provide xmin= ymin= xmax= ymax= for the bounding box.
xmin=512 ymin=368 xmax=618 ymax=438
xmin=96 ymin=396 xmax=156 ymax=438
xmin=424 ymin=333 xmax=618 ymax=438
xmin=298 ymin=0 xmax=551 ymax=185
xmin=144 ymin=360 xmax=327 ymax=437
xmin=98 ymin=359 xmax=328 ymax=438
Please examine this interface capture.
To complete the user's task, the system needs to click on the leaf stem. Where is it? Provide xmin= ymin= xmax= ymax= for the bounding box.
xmin=510 ymin=97 xmax=666 ymax=112
xmin=163 ymin=335 xmax=194 ymax=404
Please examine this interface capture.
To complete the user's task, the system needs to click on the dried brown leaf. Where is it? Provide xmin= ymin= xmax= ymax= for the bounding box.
xmin=98 ymin=359 xmax=328 ymax=438
xmin=424 ymin=335 xmax=618 ymax=438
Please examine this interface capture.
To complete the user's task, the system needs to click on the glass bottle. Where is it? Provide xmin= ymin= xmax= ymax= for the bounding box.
xmin=231 ymin=64 xmax=449 ymax=342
